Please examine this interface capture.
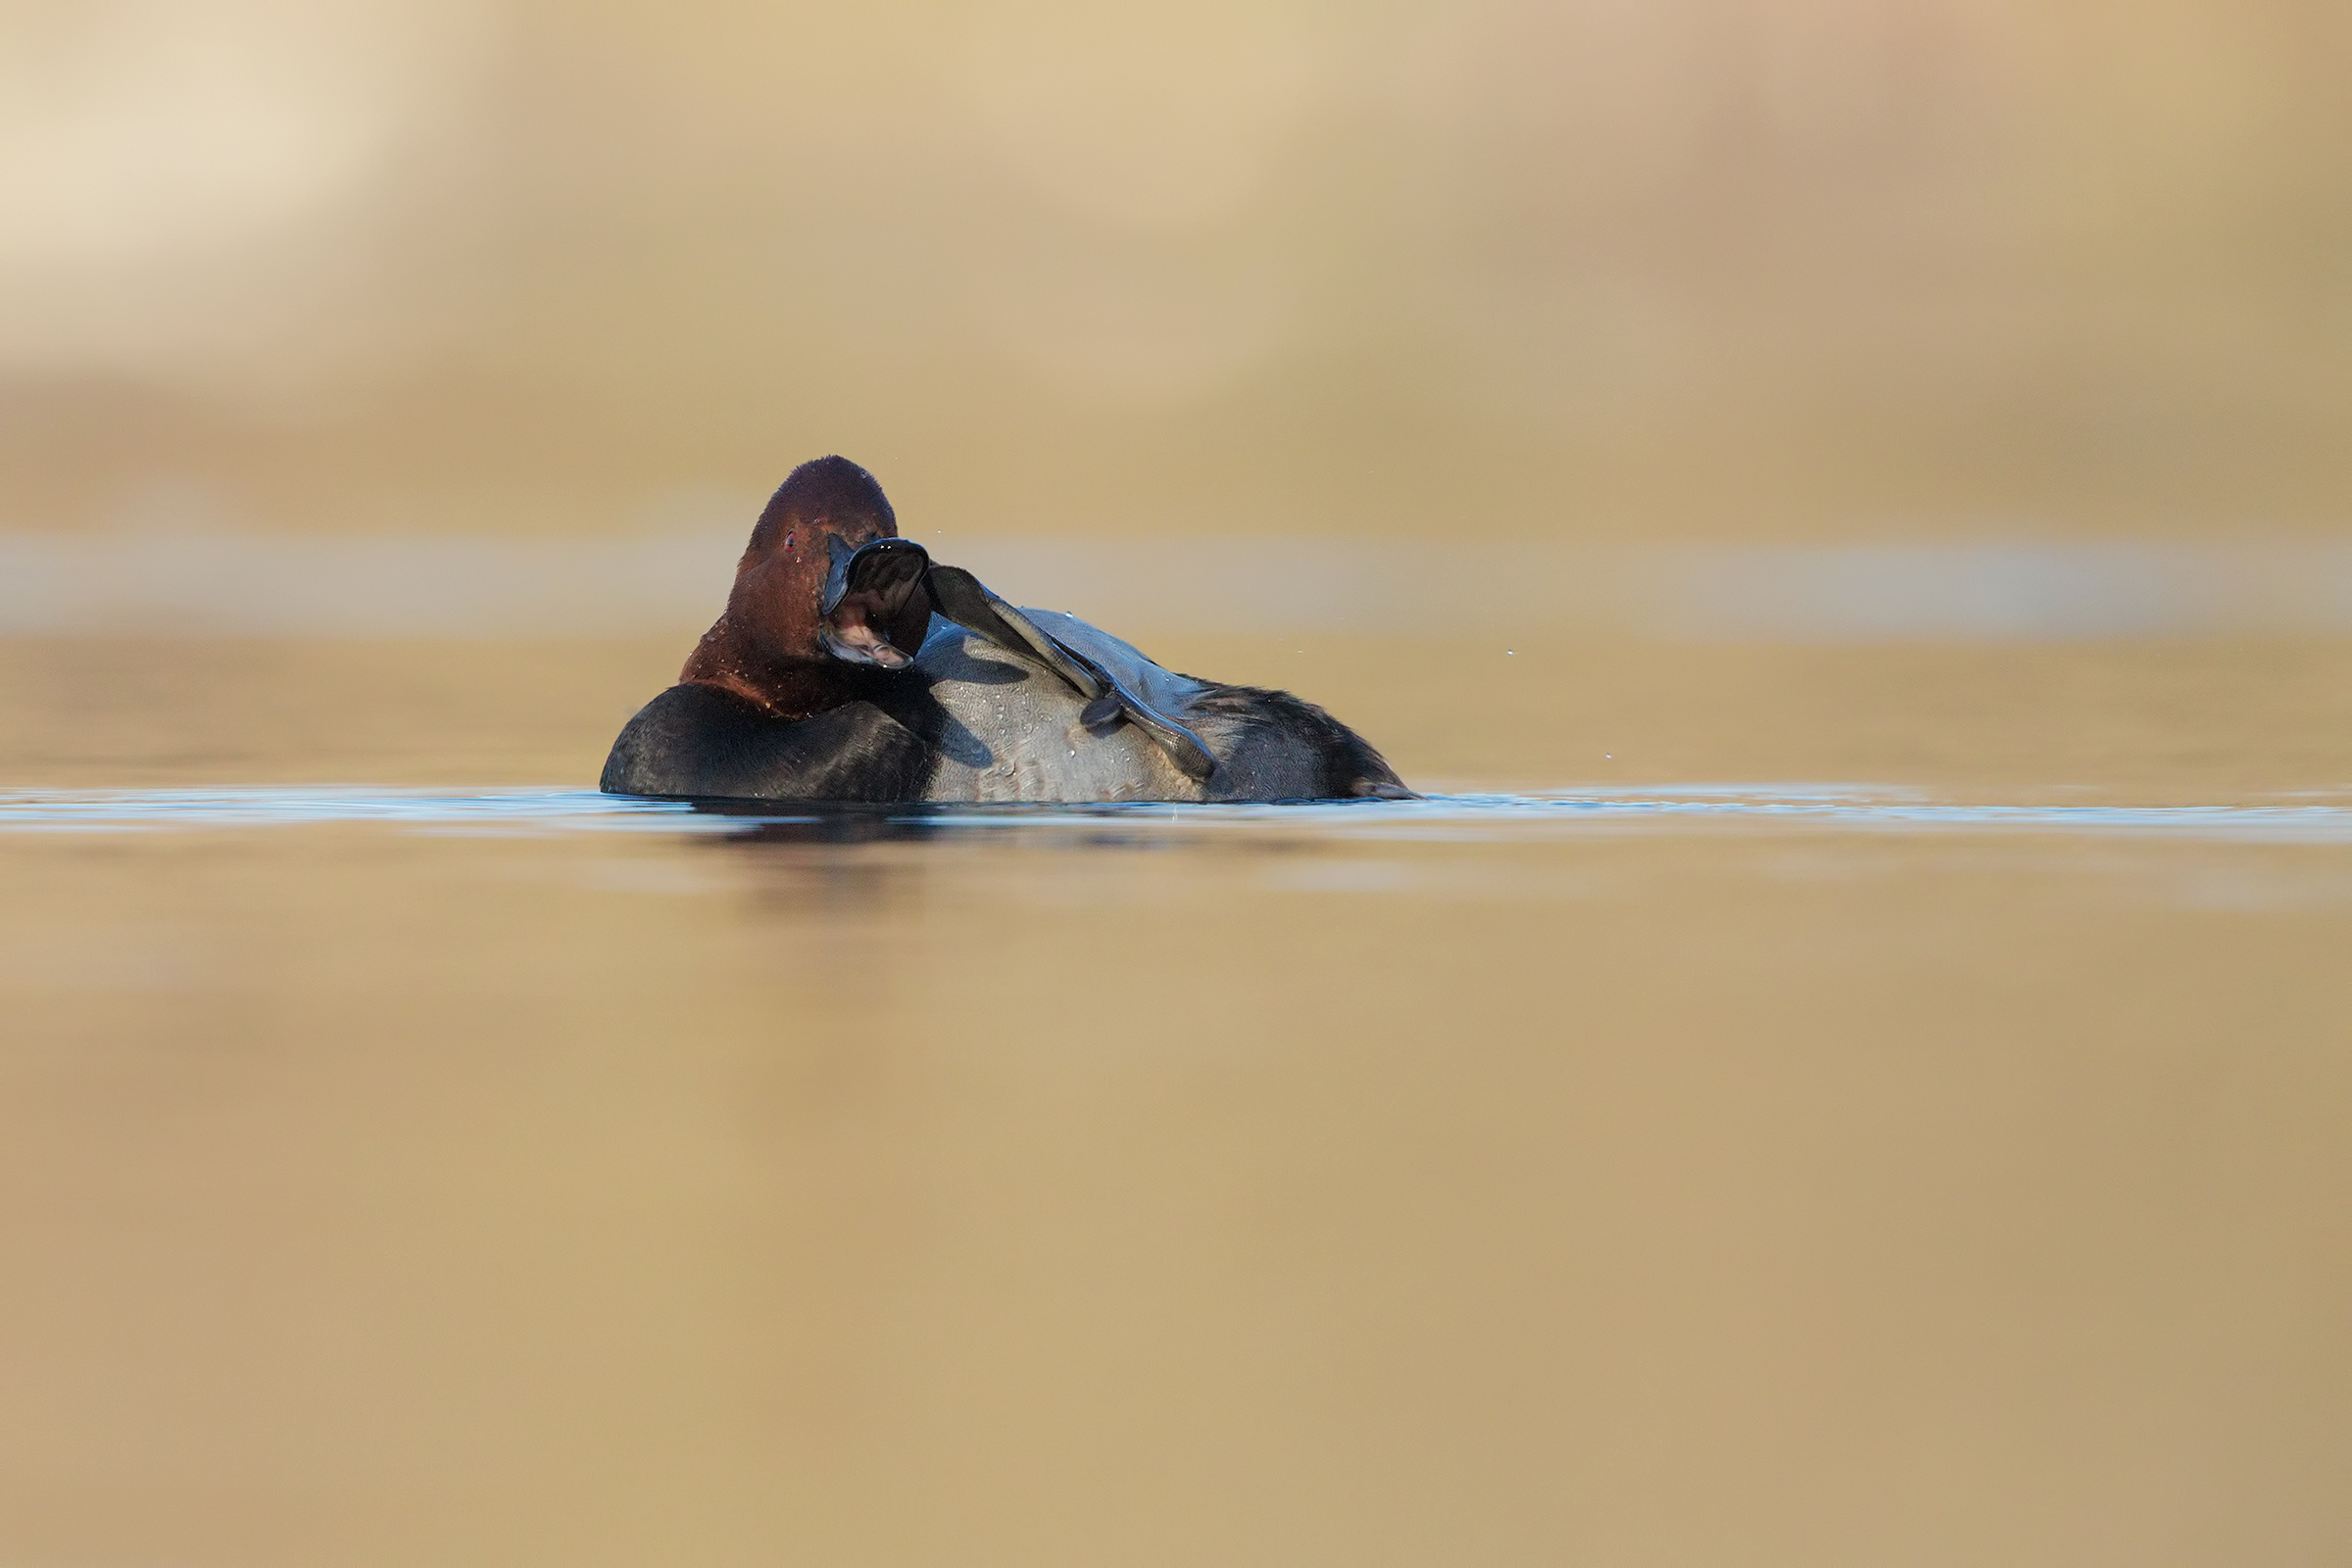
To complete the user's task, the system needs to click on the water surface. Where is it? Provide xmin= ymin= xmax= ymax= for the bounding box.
xmin=4 ymin=640 xmax=2350 ymax=1568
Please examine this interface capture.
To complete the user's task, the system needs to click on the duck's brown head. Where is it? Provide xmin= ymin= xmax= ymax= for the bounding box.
xmin=681 ymin=456 xmax=934 ymax=716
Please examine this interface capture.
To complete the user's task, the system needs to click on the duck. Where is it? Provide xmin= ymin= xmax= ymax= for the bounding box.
xmin=599 ymin=456 xmax=1410 ymax=803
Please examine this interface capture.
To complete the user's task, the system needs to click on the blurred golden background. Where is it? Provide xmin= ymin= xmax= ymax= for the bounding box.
xmin=8 ymin=9 xmax=2352 ymax=1568
xmin=7 ymin=0 xmax=2350 ymax=548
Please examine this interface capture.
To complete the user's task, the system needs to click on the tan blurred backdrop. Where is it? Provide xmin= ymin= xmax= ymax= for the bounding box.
xmin=13 ymin=13 xmax=2352 ymax=1568
xmin=6 ymin=0 xmax=2351 ymax=548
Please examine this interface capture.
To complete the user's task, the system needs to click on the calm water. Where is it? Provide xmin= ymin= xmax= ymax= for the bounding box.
xmin=14 ymin=782 xmax=2352 ymax=836
xmin=5 ymin=637 xmax=2351 ymax=1567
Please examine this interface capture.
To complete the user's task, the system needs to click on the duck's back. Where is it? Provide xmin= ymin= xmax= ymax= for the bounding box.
xmin=877 ymin=618 xmax=1204 ymax=803
xmin=890 ymin=610 xmax=1405 ymax=804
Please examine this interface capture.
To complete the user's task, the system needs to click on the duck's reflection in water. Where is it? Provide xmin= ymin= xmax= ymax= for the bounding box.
xmin=670 ymin=803 xmax=935 ymax=914
xmin=678 ymin=797 xmax=1329 ymax=914
xmin=685 ymin=798 xmax=1271 ymax=853
xmin=684 ymin=799 xmax=944 ymax=846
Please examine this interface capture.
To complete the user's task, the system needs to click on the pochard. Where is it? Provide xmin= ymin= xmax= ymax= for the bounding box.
xmin=600 ymin=456 xmax=1409 ymax=803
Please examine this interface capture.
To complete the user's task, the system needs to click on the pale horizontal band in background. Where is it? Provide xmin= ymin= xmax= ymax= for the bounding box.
xmin=4 ymin=534 xmax=2351 ymax=642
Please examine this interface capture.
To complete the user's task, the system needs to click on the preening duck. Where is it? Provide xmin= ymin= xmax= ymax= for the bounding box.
xmin=600 ymin=456 xmax=1409 ymax=804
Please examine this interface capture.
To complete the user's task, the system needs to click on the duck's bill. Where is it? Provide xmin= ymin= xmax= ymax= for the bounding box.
xmin=819 ymin=625 xmax=913 ymax=667
xmin=821 ymin=536 xmax=932 ymax=667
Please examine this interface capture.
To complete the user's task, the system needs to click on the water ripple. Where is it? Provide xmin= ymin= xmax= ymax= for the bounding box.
xmin=4 ymin=786 xmax=2352 ymax=843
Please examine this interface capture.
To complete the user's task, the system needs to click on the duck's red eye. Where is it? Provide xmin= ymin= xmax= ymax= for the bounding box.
xmin=783 ymin=531 xmax=795 ymax=551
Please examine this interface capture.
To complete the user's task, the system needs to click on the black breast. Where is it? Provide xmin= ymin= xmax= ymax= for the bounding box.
xmin=599 ymin=683 xmax=934 ymax=801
